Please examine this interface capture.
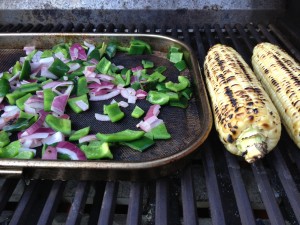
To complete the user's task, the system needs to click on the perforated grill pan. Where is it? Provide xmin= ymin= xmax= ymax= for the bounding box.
xmin=0 ymin=34 xmax=212 ymax=181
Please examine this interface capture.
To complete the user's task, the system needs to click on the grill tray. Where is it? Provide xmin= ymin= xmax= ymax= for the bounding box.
xmin=0 ymin=33 xmax=212 ymax=180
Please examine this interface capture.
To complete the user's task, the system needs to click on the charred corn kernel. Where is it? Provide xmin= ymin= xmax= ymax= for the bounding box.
xmin=204 ymin=44 xmax=281 ymax=163
xmin=252 ymin=42 xmax=300 ymax=148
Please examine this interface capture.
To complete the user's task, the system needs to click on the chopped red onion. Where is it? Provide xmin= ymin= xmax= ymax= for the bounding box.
xmin=89 ymin=89 xmax=120 ymax=101
xmin=54 ymin=52 xmax=69 ymax=63
xmin=136 ymin=89 xmax=148 ymax=99
xmin=137 ymin=116 xmax=163 ymax=132
xmin=68 ymin=63 xmax=81 ymax=72
xmin=127 ymin=95 xmax=137 ymax=104
xmin=84 ymin=40 xmax=95 ymax=56
xmin=51 ymin=94 xmax=69 ymax=115
xmin=42 ymin=146 xmax=57 ymax=160
xmin=42 ymin=132 xmax=65 ymax=145
xmin=79 ymin=134 xmax=97 ymax=143
xmin=96 ymin=74 xmax=115 ymax=81
xmin=2 ymin=106 xmax=20 ymax=118
xmin=70 ymin=43 xmax=87 ymax=61
xmin=21 ymin=110 xmax=48 ymax=137
xmin=131 ymin=66 xmax=143 ymax=72
xmin=118 ymin=101 xmax=129 ymax=108
xmin=23 ymin=46 xmax=35 ymax=55
xmin=144 ymin=104 xmax=161 ymax=120
xmin=95 ymin=113 xmax=111 ymax=121
xmin=20 ymin=132 xmax=50 ymax=141
xmin=39 ymin=57 xmax=54 ymax=67
xmin=75 ymin=100 xmax=89 ymax=111
xmin=41 ymin=67 xmax=58 ymax=79
xmin=56 ymin=141 xmax=87 ymax=160
xmin=32 ymin=50 xmax=43 ymax=63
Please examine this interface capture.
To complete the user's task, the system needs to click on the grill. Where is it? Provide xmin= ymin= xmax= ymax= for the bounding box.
xmin=0 ymin=10 xmax=300 ymax=225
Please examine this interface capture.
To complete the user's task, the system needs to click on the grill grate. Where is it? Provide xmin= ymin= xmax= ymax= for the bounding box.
xmin=0 ymin=23 xmax=299 ymax=225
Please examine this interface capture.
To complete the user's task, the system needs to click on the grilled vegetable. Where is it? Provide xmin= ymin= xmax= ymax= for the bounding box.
xmin=252 ymin=42 xmax=300 ymax=148
xmin=204 ymin=44 xmax=281 ymax=163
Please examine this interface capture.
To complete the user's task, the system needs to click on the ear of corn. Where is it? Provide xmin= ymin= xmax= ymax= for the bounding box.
xmin=252 ymin=42 xmax=300 ymax=148
xmin=204 ymin=44 xmax=281 ymax=163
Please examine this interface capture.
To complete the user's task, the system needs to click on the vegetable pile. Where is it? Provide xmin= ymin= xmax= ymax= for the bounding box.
xmin=0 ymin=39 xmax=192 ymax=160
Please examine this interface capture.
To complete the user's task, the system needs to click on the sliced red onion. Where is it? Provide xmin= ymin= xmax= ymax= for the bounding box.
xmin=2 ymin=106 xmax=20 ymax=118
xmin=118 ymin=101 xmax=129 ymax=108
xmin=127 ymin=95 xmax=137 ymax=104
xmin=51 ymin=82 xmax=73 ymax=95
xmin=131 ymin=66 xmax=143 ymax=72
xmin=76 ymin=100 xmax=89 ymax=111
xmin=34 ymin=127 xmax=55 ymax=134
xmin=110 ymin=99 xmax=117 ymax=104
xmin=89 ymin=89 xmax=120 ymax=101
xmin=42 ymin=81 xmax=64 ymax=89
xmin=0 ymin=118 xmax=5 ymax=129
xmin=86 ymin=77 xmax=101 ymax=84
xmin=89 ymin=89 xmax=108 ymax=96
xmin=58 ymin=114 xmax=70 ymax=119
xmin=137 ymin=116 xmax=163 ymax=132
xmin=39 ymin=57 xmax=54 ymax=67
xmin=20 ymin=132 xmax=50 ymax=141
xmin=84 ymin=40 xmax=95 ymax=56
xmin=116 ymin=65 xmax=125 ymax=70
xmin=88 ymin=82 xmax=113 ymax=89
xmin=136 ymin=89 xmax=148 ymax=99
xmin=144 ymin=104 xmax=161 ymax=120
xmin=96 ymin=74 xmax=115 ymax=81
xmin=23 ymin=46 xmax=35 ymax=55
xmin=30 ymin=62 xmax=42 ymax=74
xmin=21 ymin=110 xmax=48 ymax=137
xmin=120 ymin=88 xmax=136 ymax=99
xmin=95 ymin=113 xmax=111 ymax=121
xmin=79 ymin=134 xmax=97 ymax=144
xmin=21 ymin=139 xmax=33 ymax=148
xmin=70 ymin=43 xmax=87 ymax=61
xmin=89 ymin=59 xmax=99 ymax=65
xmin=56 ymin=141 xmax=87 ymax=160
xmin=32 ymin=50 xmax=43 ymax=63
xmin=51 ymin=94 xmax=69 ymax=115
xmin=42 ymin=146 xmax=57 ymax=160
xmin=41 ymin=67 xmax=58 ymax=79
xmin=21 ymin=139 xmax=43 ymax=148
xmin=36 ymin=90 xmax=44 ymax=98
xmin=24 ymin=96 xmax=44 ymax=114
xmin=68 ymin=63 xmax=81 ymax=73
xmin=54 ymin=52 xmax=69 ymax=63
xmin=42 ymin=132 xmax=65 ymax=145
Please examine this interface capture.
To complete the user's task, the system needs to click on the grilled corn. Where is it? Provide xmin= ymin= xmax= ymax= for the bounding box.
xmin=252 ymin=42 xmax=300 ymax=148
xmin=204 ymin=44 xmax=281 ymax=163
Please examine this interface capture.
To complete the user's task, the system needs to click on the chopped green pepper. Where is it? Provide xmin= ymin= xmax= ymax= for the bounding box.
xmin=165 ymin=92 xmax=179 ymax=101
xmin=76 ymin=76 xmax=89 ymax=96
xmin=12 ymin=61 xmax=22 ymax=76
xmin=169 ymin=96 xmax=189 ymax=108
xmin=148 ymin=71 xmax=166 ymax=82
xmin=124 ymin=70 xmax=132 ymax=86
xmin=43 ymin=88 xmax=57 ymax=111
xmin=3 ymin=117 xmax=36 ymax=132
xmin=19 ymin=60 xmax=31 ymax=80
xmin=48 ymin=58 xmax=70 ymax=77
xmin=113 ymin=74 xmax=126 ymax=86
xmin=181 ymin=87 xmax=193 ymax=100
xmin=129 ymin=40 xmax=152 ymax=54
xmin=67 ymin=94 xmax=89 ymax=113
xmin=155 ymin=66 xmax=167 ymax=74
xmin=25 ymin=50 xmax=37 ymax=61
xmin=169 ymin=52 xmax=183 ymax=63
xmin=0 ymin=140 xmax=21 ymax=158
xmin=0 ymin=78 xmax=10 ymax=97
xmin=18 ymin=111 xmax=35 ymax=120
xmin=165 ymin=76 xmax=190 ymax=92
xmin=41 ymin=50 xmax=53 ymax=58
xmin=142 ymin=60 xmax=154 ymax=69
xmin=16 ymin=93 xmax=32 ymax=110
xmin=14 ymin=151 xmax=35 ymax=159
xmin=88 ymin=48 xmax=101 ymax=61
xmin=80 ymin=141 xmax=113 ymax=159
xmin=0 ymin=131 xmax=10 ymax=148
xmin=6 ymin=90 xmax=27 ymax=105
xmin=106 ymin=42 xmax=117 ymax=58
xmin=69 ymin=127 xmax=90 ymax=141
xmin=147 ymin=91 xmax=170 ymax=105
xmin=45 ymin=114 xmax=72 ymax=135
xmin=96 ymin=57 xmax=111 ymax=74
xmin=131 ymin=106 xmax=145 ymax=118
xmin=121 ymin=136 xmax=155 ymax=152
xmin=105 ymin=103 xmax=125 ymax=122
xmin=174 ymin=60 xmax=187 ymax=71
xmin=19 ymin=82 xmax=41 ymax=93
xmin=96 ymin=129 xmax=145 ymax=142
xmin=144 ymin=123 xmax=171 ymax=140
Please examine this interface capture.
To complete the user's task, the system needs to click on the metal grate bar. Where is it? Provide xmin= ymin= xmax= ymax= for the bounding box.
xmin=126 ymin=182 xmax=143 ymax=225
xmin=257 ymin=24 xmax=279 ymax=45
xmin=269 ymin=24 xmax=300 ymax=61
xmin=202 ymin=143 xmax=226 ymax=225
xmin=213 ymin=24 xmax=227 ymax=45
xmin=88 ymin=182 xmax=106 ymax=225
xmin=155 ymin=178 xmax=169 ymax=225
xmin=193 ymin=25 xmax=206 ymax=64
xmin=97 ymin=181 xmax=119 ymax=225
xmin=246 ymin=24 xmax=263 ymax=43
xmin=37 ymin=181 xmax=66 ymax=225
xmin=181 ymin=166 xmax=199 ymax=225
xmin=269 ymin=150 xmax=300 ymax=223
xmin=235 ymin=24 xmax=254 ymax=50
xmin=9 ymin=180 xmax=39 ymax=225
xmin=65 ymin=181 xmax=90 ymax=225
xmin=204 ymin=24 xmax=216 ymax=47
xmin=251 ymin=161 xmax=286 ymax=225
xmin=0 ymin=179 xmax=19 ymax=214
xmin=225 ymin=152 xmax=256 ymax=225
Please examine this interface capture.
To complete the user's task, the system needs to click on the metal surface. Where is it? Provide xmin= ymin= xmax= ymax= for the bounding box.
xmin=0 ymin=33 xmax=212 ymax=181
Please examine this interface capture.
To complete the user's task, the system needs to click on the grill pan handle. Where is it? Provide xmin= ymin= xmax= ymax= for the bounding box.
xmin=0 ymin=168 xmax=22 ymax=178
